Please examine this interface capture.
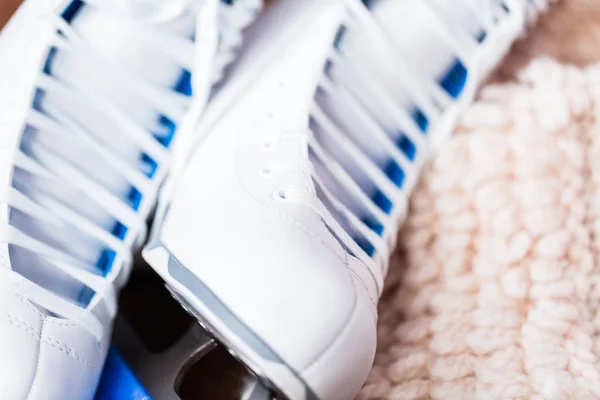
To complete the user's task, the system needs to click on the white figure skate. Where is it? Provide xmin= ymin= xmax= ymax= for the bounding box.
xmin=144 ymin=0 xmax=551 ymax=399
xmin=0 ymin=0 xmax=261 ymax=399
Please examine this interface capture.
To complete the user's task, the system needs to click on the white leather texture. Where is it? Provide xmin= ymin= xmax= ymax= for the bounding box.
xmin=0 ymin=0 xmax=188 ymax=398
xmin=0 ymin=291 xmax=109 ymax=400
xmin=0 ymin=6 xmax=109 ymax=398
xmin=149 ymin=0 xmax=547 ymax=398
xmin=1 ymin=0 xmax=264 ymax=397
xmin=156 ymin=1 xmax=379 ymax=397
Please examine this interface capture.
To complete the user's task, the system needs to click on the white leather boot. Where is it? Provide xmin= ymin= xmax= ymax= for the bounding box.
xmin=144 ymin=0 xmax=551 ymax=399
xmin=0 ymin=0 xmax=261 ymax=399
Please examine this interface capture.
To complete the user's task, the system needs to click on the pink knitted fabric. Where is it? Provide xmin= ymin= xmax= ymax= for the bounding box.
xmin=358 ymin=57 xmax=600 ymax=399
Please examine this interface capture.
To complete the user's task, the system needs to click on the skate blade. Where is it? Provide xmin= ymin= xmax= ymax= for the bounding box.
xmin=166 ymin=284 xmax=292 ymax=400
xmin=108 ymin=265 xmax=274 ymax=400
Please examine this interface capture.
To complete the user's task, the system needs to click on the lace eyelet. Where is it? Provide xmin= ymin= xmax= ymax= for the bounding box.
xmin=273 ymin=189 xmax=289 ymax=202
xmin=260 ymin=167 xmax=273 ymax=177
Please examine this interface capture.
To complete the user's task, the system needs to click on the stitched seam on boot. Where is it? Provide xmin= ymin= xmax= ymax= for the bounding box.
xmin=7 ymin=314 xmax=93 ymax=367
xmin=24 ymin=318 xmax=43 ymax=400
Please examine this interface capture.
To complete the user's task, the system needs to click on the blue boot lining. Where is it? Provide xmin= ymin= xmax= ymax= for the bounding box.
xmin=327 ymin=21 xmax=469 ymax=256
xmin=38 ymin=0 xmax=194 ymax=276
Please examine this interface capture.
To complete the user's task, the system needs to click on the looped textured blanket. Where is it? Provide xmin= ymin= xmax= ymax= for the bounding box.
xmin=358 ymin=2 xmax=600 ymax=398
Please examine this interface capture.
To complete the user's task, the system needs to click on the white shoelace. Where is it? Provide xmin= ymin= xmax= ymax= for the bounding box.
xmin=214 ymin=0 xmax=263 ymax=81
xmin=0 ymin=0 xmax=204 ymax=341
xmin=273 ymin=0 xmax=549 ymax=291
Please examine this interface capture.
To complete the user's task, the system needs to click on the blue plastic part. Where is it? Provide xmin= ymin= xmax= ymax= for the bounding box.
xmin=32 ymin=89 xmax=46 ymax=112
xmin=97 ymin=249 xmax=116 ymax=276
xmin=356 ymin=236 xmax=375 ymax=256
xmin=128 ymin=188 xmax=143 ymax=211
xmin=174 ymin=70 xmax=193 ymax=96
xmin=362 ymin=0 xmax=375 ymax=8
xmin=398 ymin=135 xmax=416 ymax=160
xmin=373 ymin=191 xmax=393 ymax=214
xmin=140 ymin=153 xmax=159 ymax=178
xmin=385 ymin=160 xmax=405 ymax=188
xmin=95 ymin=348 xmax=153 ymax=400
xmin=363 ymin=216 xmax=384 ymax=236
xmin=61 ymin=0 xmax=84 ymax=23
xmin=155 ymin=116 xmax=177 ymax=148
xmin=477 ymin=31 xmax=487 ymax=43
xmin=112 ymin=184 xmax=141 ymax=246
xmin=112 ymin=222 xmax=129 ymax=240
xmin=440 ymin=60 xmax=468 ymax=98
xmin=414 ymin=110 xmax=429 ymax=132
xmin=333 ymin=26 xmax=347 ymax=50
xmin=77 ymin=286 xmax=96 ymax=307
xmin=43 ymin=47 xmax=57 ymax=74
